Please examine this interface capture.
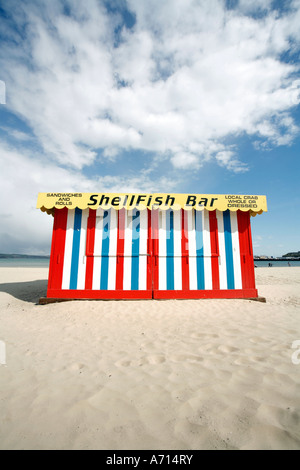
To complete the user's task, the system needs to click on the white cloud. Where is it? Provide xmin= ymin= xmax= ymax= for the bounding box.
xmin=0 ymin=80 xmax=5 ymax=104
xmin=171 ymin=152 xmax=201 ymax=169
xmin=254 ymin=112 xmax=299 ymax=147
xmin=237 ymin=0 xmax=273 ymax=14
xmin=1 ymin=0 xmax=300 ymax=175
xmin=216 ymin=151 xmax=248 ymax=173
xmin=0 ymin=127 xmax=33 ymax=141
xmin=0 ymin=141 xmax=177 ymax=253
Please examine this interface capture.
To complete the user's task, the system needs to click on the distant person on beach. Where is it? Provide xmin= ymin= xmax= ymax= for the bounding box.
xmin=268 ymin=262 xmax=272 ymax=267
xmin=288 ymin=262 xmax=291 ymax=266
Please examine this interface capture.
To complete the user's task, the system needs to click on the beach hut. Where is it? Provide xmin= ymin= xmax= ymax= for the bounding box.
xmin=37 ymin=193 xmax=267 ymax=301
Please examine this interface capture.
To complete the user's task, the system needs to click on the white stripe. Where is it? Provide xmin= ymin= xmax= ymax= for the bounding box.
xmin=92 ymin=211 xmax=104 ymax=290
xmin=139 ymin=210 xmax=148 ymax=290
xmin=123 ymin=209 xmax=133 ymax=257
xmin=139 ymin=210 xmax=148 ymax=255
xmin=230 ymin=212 xmax=242 ymax=289
xmin=187 ymin=210 xmax=196 ymax=257
xmin=93 ymin=208 xmax=104 ymax=256
xmin=174 ymin=256 xmax=182 ymax=290
xmin=216 ymin=210 xmax=227 ymax=289
xmin=107 ymin=209 xmax=118 ymax=290
xmin=123 ymin=210 xmax=132 ymax=289
xmin=76 ymin=209 xmax=88 ymax=290
xmin=109 ymin=209 xmax=118 ymax=256
xmin=158 ymin=256 xmax=167 ymax=290
xmin=173 ymin=210 xmax=181 ymax=256
xmin=187 ymin=210 xmax=197 ymax=290
xmin=96 ymin=208 xmax=104 ymax=216
xmin=139 ymin=256 xmax=147 ymax=290
xmin=123 ymin=258 xmax=132 ymax=290
xmin=108 ymin=257 xmax=117 ymax=290
xmin=173 ymin=210 xmax=182 ymax=290
xmin=61 ymin=209 xmax=75 ymax=289
xmin=159 ymin=210 xmax=167 ymax=256
xmin=203 ymin=211 xmax=212 ymax=290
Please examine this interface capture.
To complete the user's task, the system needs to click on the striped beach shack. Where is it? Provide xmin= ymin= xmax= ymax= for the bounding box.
xmin=37 ymin=193 xmax=267 ymax=300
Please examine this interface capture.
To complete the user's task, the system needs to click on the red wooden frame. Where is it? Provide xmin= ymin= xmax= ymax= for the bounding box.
xmin=47 ymin=289 xmax=153 ymax=299
xmin=147 ymin=209 xmax=153 ymax=292
xmin=116 ymin=208 xmax=125 ymax=290
xmin=209 ymin=211 xmax=220 ymax=290
xmin=181 ymin=209 xmax=190 ymax=291
xmin=237 ymin=210 xmax=256 ymax=290
xmin=46 ymin=288 xmax=258 ymax=299
xmin=47 ymin=207 xmax=68 ymax=294
xmin=153 ymin=288 xmax=258 ymax=299
xmin=152 ymin=209 xmax=159 ymax=292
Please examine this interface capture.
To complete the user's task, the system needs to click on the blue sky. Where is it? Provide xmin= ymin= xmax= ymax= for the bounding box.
xmin=0 ymin=0 xmax=299 ymax=256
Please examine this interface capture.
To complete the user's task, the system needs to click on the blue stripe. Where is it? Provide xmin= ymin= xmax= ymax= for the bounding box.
xmin=131 ymin=210 xmax=140 ymax=290
xmin=223 ymin=210 xmax=235 ymax=289
xmin=166 ymin=210 xmax=174 ymax=290
xmin=195 ymin=211 xmax=205 ymax=290
xmin=100 ymin=210 xmax=110 ymax=290
xmin=69 ymin=208 xmax=82 ymax=290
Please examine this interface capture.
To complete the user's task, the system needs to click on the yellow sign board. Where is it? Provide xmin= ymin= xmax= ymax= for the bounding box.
xmin=37 ymin=192 xmax=267 ymax=216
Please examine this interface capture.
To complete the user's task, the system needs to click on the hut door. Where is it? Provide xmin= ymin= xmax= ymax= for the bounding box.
xmin=85 ymin=208 xmax=152 ymax=298
xmin=118 ymin=208 xmax=152 ymax=295
xmin=152 ymin=209 xmax=215 ymax=298
xmin=153 ymin=209 xmax=183 ymax=294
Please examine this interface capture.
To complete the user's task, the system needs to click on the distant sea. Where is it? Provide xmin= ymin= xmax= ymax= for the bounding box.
xmin=254 ymin=260 xmax=300 ymax=267
xmin=0 ymin=257 xmax=50 ymax=268
xmin=0 ymin=256 xmax=299 ymax=268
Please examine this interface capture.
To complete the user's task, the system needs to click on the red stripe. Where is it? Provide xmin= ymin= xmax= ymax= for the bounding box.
xmin=237 ymin=210 xmax=256 ymax=289
xmin=152 ymin=209 xmax=159 ymax=292
xmin=209 ymin=210 xmax=220 ymax=290
xmin=181 ymin=209 xmax=190 ymax=290
xmin=116 ymin=208 xmax=125 ymax=290
xmin=47 ymin=207 xmax=68 ymax=292
xmin=153 ymin=288 xmax=258 ymax=299
xmin=46 ymin=287 xmax=258 ymax=300
xmin=85 ymin=209 xmax=96 ymax=290
xmin=147 ymin=209 xmax=152 ymax=292
xmin=247 ymin=214 xmax=256 ymax=288
xmin=47 ymin=289 xmax=153 ymax=299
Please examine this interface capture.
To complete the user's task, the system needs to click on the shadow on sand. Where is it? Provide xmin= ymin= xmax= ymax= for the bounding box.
xmin=0 ymin=280 xmax=48 ymax=304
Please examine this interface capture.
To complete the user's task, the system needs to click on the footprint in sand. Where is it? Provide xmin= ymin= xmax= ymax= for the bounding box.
xmin=116 ymin=353 xmax=206 ymax=367
xmin=171 ymin=354 xmax=204 ymax=363
xmin=249 ymin=337 xmax=270 ymax=344
xmin=69 ymin=363 xmax=86 ymax=372
xmin=115 ymin=354 xmax=166 ymax=367
xmin=147 ymin=355 xmax=166 ymax=365
xmin=190 ymin=333 xmax=219 ymax=340
xmin=116 ymin=359 xmax=131 ymax=367
xmin=217 ymin=345 xmax=240 ymax=354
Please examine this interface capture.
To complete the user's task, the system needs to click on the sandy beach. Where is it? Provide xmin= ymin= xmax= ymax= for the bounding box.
xmin=0 ymin=266 xmax=299 ymax=450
